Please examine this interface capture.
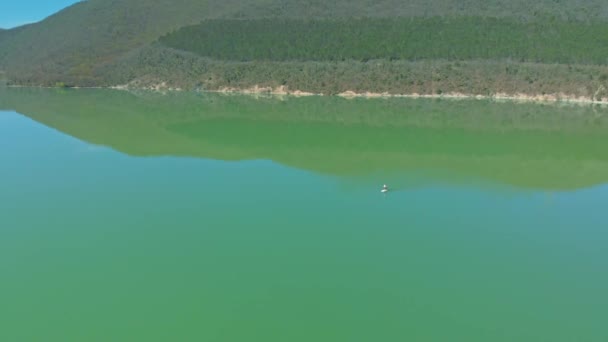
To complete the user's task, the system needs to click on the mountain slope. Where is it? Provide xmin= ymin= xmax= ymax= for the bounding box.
xmin=0 ymin=0 xmax=219 ymax=85
xmin=2 ymin=0 xmax=608 ymax=94
xmin=159 ymin=17 xmax=608 ymax=64
xmin=215 ymin=0 xmax=608 ymax=20
xmin=0 ymin=27 xmax=14 ymax=46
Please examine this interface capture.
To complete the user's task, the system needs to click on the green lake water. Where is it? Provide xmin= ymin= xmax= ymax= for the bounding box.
xmin=1 ymin=88 xmax=607 ymax=341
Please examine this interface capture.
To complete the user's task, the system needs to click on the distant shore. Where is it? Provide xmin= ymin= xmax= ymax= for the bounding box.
xmin=6 ymin=83 xmax=608 ymax=105
xmin=202 ymin=85 xmax=608 ymax=105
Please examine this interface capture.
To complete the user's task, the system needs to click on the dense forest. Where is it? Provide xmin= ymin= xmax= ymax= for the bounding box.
xmin=100 ymin=45 xmax=608 ymax=100
xmin=160 ymin=18 xmax=608 ymax=65
xmin=2 ymin=0 xmax=608 ymax=98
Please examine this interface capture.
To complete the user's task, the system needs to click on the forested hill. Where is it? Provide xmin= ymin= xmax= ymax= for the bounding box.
xmin=159 ymin=18 xmax=608 ymax=65
xmin=0 ymin=0 xmax=214 ymax=85
xmin=2 ymin=0 xmax=608 ymax=98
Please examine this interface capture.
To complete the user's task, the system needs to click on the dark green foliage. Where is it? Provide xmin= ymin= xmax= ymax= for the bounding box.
xmin=235 ymin=0 xmax=608 ymax=21
xmin=160 ymin=18 xmax=608 ymax=65
xmin=95 ymin=45 xmax=608 ymax=100
xmin=3 ymin=0 xmax=608 ymax=89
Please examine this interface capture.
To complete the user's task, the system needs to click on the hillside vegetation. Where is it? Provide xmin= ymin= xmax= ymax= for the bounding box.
xmin=97 ymin=44 xmax=608 ymax=100
xmin=2 ymin=0 xmax=608 ymax=97
xmin=160 ymin=17 xmax=608 ymax=64
xmin=0 ymin=28 xmax=11 ymax=45
xmin=0 ymin=0 xmax=215 ymax=85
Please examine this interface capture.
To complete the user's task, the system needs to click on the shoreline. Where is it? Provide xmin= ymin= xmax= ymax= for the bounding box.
xmin=210 ymin=85 xmax=608 ymax=105
xmin=6 ymin=84 xmax=608 ymax=105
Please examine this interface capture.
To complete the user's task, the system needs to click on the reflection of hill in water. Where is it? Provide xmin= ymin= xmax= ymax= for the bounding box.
xmin=2 ymin=88 xmax=608 ymax=190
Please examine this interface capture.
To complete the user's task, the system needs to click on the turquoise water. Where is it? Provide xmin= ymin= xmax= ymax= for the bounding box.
xmin=1 ymin=89 xmax=607 ymax=341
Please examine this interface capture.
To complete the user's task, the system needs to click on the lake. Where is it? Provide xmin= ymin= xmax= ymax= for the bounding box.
xmin=1 ymin=88 xmax=607 ymax=341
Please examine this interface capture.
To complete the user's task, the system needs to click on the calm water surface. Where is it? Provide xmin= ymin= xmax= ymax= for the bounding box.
xmin=1 ymin=89 xmax=607 ymax=341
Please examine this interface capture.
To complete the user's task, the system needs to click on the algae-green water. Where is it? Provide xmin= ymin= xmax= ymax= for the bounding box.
xmin=1 ymin=88 xmax=607 ymax=341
